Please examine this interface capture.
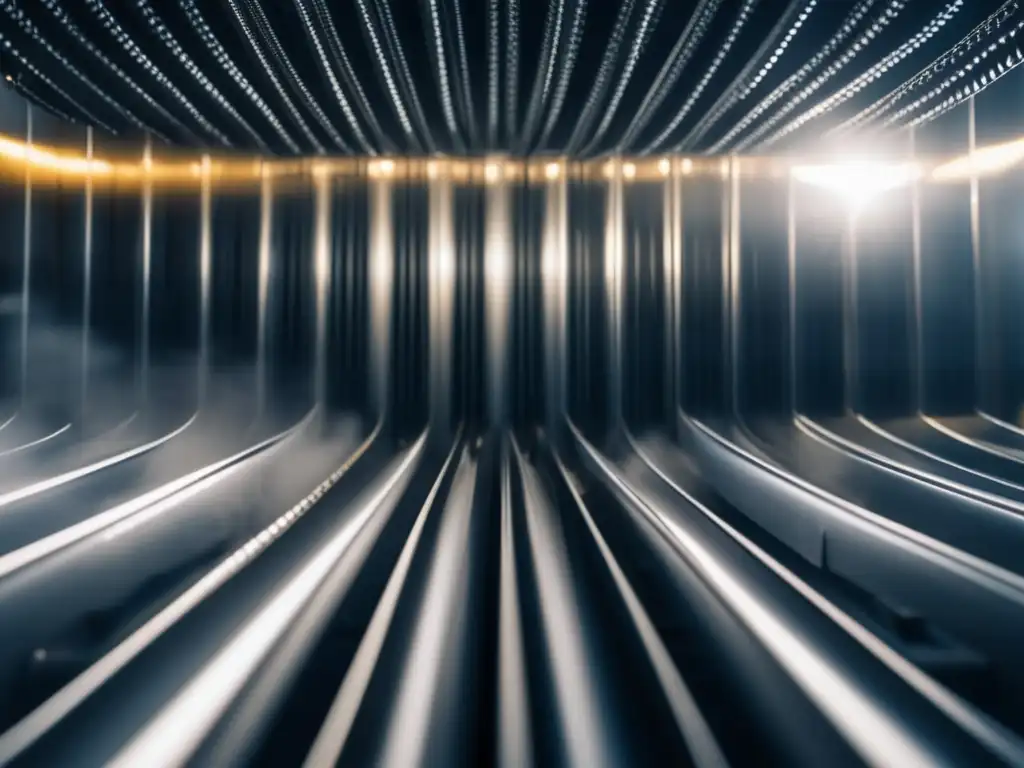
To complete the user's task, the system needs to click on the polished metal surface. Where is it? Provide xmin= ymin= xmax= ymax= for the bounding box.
xmin=0 ymin=19 xmax=1022 ymax=767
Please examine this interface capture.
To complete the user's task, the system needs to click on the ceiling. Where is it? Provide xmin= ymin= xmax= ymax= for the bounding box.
xmin=0 ymin=0 xmax=1019 ymax=156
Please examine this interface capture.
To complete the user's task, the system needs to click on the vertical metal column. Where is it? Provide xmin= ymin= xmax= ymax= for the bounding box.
xmin=485 ymin=162 xmax=512 ymax=428
xmin=719 ymin=160 xmax=731 ymax=419
xmin=198 ymin=155 xmax=213 ymax=409
xmin=80 ymin=126 xmax=94 ymax=421
xmin=604 ymin=161 xmax=625 ymax=433
xmin=19 ymin=104 xmax=32 ymax=406
xmin=369 ymin=167 xmax=394 ymax=425
xmin=908 ymin=126 xmax=925 ymax=415
xmin=256 ymin=166 xmax=273 ymax=418
xmin=726 ymin=156 xmax=742 ymax=419
xmin=969 ymin=95 xmax=986 ymax=413
xmin=787 ymin=174 xmax=799 ymax=415
xmin=663 ymin=159 xmax=683 ymax=424
xmin=313 ymin=168 xmax=332 ymax=413
xmin=139 ymin=136 xmax=153 ymax=408
xmin=428 ymin=165 xmax=455 ymax=440
xmin=842 ymin=212 xmax=860 ymax=416
xmin=543 ymin=163 xmax=568 ymax=444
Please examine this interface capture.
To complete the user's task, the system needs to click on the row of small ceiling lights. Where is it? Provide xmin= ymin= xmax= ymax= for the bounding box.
xmin=671 ymin=0 xmax=818 ymax=153
xmin=3 ymin=126 xmax=1023 ymax=189
xmin=0 ymin=0 xmax=1020 ymax=156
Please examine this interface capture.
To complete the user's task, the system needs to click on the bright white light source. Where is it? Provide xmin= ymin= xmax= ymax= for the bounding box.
xmin=545 ymin=162 xmax=560 ymax=180
xmin=377 ymin=159 xmax=395 ymax=176
xmin=932 ymin=138 xmax=1024 ymax=182
xmin=602 ymin=162 xmax=614 ymax=179
xmin=622 ymin=162 xmax=636 ymax=179
xmin=427 ymin=161 xmax=439 ymax=179
xmin=681 ymin=158 xmax=693 ymax=174
xmin=791 ymin=160 xmax=921 ymax=211
xmin=485 ymin=162 xmax=501 ymax=183
xmin=658 ymin=158 xmax=671 ymax=176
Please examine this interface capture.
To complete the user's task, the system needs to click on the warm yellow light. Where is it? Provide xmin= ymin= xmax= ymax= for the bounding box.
xmin=932 ymin=138 xmax=1024 ymax=182
xmin=368 ymin=158 xmax=395 ymax=178
xmin=0 ymin=129 xmax=1018 ymax=192
xmin=0 ymin=136 xmax=112 ymax=175
xmin=791 ymin=160 xmax=921 ymax=211
xmin=4 ymin=75 xmax=12 ymax=83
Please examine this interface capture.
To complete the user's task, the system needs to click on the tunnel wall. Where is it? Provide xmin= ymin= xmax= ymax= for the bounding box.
xmin=1 ymin=71 xmax=1023 ymax=436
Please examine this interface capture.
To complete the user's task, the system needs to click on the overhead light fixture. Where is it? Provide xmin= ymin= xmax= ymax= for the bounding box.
xmin=622 ymin=162 xmax=636 ymax=179
xmin=544 ymin=162 xmax=560 ymax=180
xmin=485 ymin=162 xmax=502 ymax=183
xmin=369 ymin=158 xmax=395 ymax=178
xmin=681 ymin=158 xmax=694 ymax=174
xmin=426 ymin=160 xmax=440 ymax=179
xmin=791 ymin=159 xmax=921 ymax=211
xmin=658 ymin=158 xmax=671 ymax=176
xmin=4 ymin=75 xmax=12 ymax=83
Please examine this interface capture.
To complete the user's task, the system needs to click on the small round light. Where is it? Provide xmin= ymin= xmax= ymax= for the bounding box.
xmin=622 ymin=162 xmax=636 ymax=179
xmin=485 ymin=162 xmax=501 ymax=182
xmin=658 ymin=158 xmax=671 ymax=176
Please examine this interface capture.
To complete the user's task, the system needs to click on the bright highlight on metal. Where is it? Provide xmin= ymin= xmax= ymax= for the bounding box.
xmin=0 ymin=131 xmax=1022 ymax=189
xmin=791 ymin=160 xmax=922 ymax=209
xmin=932 ymin=137 xmax=1024 ymax=181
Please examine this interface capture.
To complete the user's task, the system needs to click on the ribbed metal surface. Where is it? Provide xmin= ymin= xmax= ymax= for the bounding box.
xmin=0 ymin=27 xmax=1023 ymax=758
xmin=0 ymin=97 xmax=1023 ymax=768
